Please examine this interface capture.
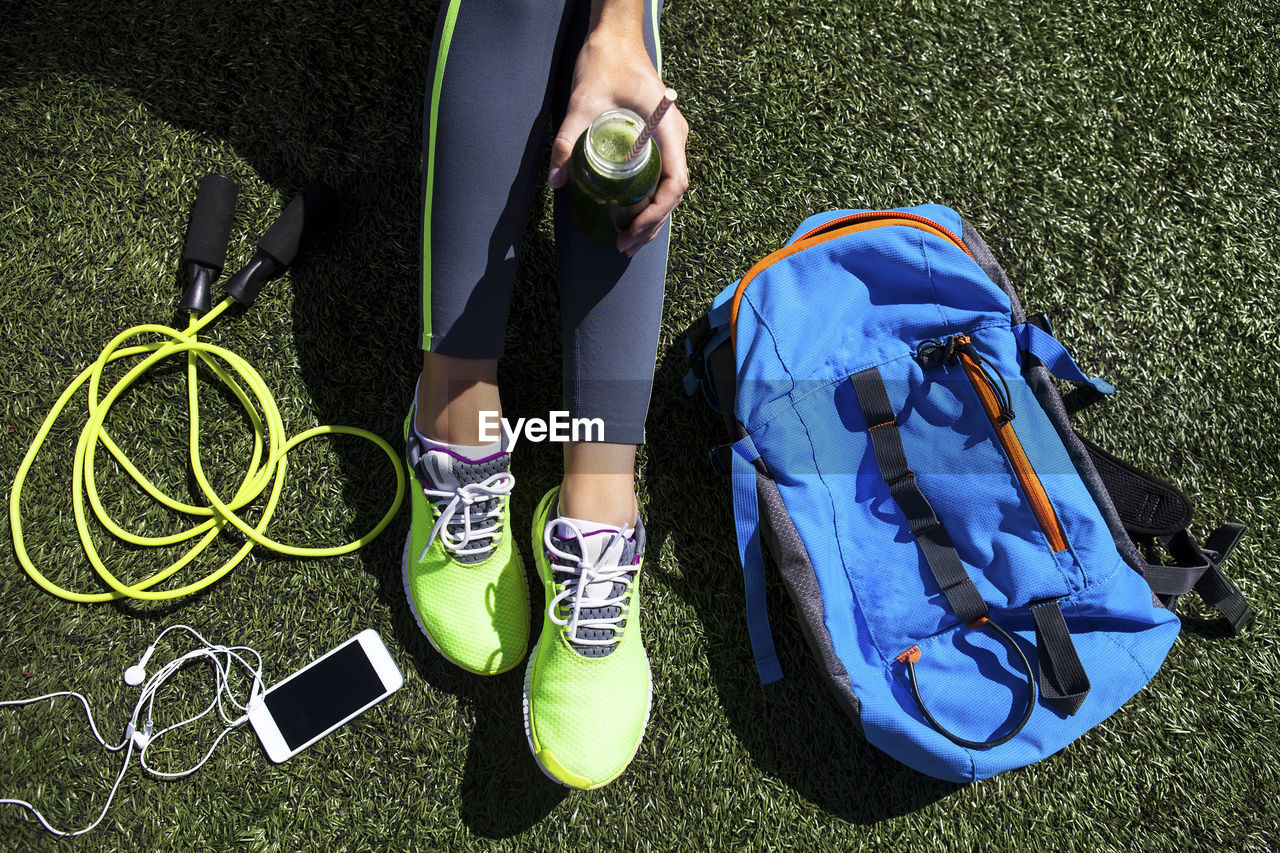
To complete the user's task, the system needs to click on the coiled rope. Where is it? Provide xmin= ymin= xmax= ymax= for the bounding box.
xmin=10 ymin=296 xmax=405 ymax=602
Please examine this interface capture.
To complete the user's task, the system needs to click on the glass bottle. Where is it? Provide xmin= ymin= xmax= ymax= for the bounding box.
xmin=569 ymin=108 xmax=662 ymax=245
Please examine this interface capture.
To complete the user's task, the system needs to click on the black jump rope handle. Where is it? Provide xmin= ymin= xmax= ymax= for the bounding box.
xmin=223 ymin=180 xmax=340 ymax=308
xmin=179 ymin=174 xmax=240 ymax=313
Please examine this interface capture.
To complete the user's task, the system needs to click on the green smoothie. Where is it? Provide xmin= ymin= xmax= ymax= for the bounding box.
xmin=569 ymin=110 xmax=661 ymax=245
xmin=593 ymin=121 xmax=639 ymax=162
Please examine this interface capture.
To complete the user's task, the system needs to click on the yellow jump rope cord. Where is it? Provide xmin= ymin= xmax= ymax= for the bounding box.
xmin=10 ymin=297 xmax=406 ymax=602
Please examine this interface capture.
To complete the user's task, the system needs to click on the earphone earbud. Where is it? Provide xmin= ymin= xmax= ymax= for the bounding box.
xmin=123 ymin=644 xmax=158 ymax=687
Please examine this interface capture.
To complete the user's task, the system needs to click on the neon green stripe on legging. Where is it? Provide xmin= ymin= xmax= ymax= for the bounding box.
xmin=651 ymin=0 xmax=662 ymax=76
xmin=421 ymin=0 xmax=464 ymax=350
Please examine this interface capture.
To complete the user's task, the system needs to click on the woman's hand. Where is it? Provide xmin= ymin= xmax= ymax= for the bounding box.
xmin=547 ymin=4 xmax=689 ymax=256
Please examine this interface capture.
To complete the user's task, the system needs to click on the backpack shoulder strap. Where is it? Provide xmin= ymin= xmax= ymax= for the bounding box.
xmin=1078 ymin=433 xmax=1253 ymax=633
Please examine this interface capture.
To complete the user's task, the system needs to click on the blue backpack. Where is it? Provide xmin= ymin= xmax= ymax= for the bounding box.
xmin=684 ymin=204 xmax=1252 ymax=782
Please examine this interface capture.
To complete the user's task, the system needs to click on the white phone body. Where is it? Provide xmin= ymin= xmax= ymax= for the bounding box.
xmin=248 ymin=628 xmax=403 ymax=763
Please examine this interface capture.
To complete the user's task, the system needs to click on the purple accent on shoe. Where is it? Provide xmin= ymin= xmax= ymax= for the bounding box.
xmin=579 ymin=527 xmax=636 ymax=543
xmin=435 ymin=446 xmax=510 ymax=466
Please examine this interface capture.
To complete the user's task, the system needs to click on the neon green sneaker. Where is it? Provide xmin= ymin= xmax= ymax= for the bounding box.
xmin=523 ymin=487 xmax=651 ymax=789
xmin=401 ymin=413 xmax=528 ymax=675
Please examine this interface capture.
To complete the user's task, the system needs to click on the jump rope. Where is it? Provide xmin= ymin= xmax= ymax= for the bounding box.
xmin=3 ymin=176 xmax=406 ymax=835
xmin=9 ymin=174 xmax=406 ymax=601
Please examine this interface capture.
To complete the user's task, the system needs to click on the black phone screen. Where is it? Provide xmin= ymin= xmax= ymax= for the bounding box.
xmin=263 ymin=640 xmax=387 ymax=751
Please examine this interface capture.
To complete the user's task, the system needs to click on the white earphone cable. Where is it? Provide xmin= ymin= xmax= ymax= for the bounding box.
xmin=0 ymin=625 xmax=264 ymax=837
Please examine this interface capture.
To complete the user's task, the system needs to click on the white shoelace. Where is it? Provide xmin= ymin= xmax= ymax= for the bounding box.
xmin=418 ymin=470 xmax=515 ymax=562
xmin=543 ymin=516 xmax=637 ymax=647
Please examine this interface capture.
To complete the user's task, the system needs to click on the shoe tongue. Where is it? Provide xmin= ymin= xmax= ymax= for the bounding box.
xmin=423 ymin=451 xmax=462 ymax=492
xmin=578 ymin=527 xmax=629 ymax=565
xmin=570 ymin=526 xmax=637 ymax=601
xmin=419 ymin=449 xmax=510 ymax=492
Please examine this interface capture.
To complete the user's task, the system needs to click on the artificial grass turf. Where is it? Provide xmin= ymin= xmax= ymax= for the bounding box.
xmin=1 ymin=0 xmax=1277 ymax=848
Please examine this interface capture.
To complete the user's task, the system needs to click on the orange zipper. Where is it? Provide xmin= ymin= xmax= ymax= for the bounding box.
xmin=954 ymin=334 xmax=1069 ymax=553
xmin=729 ymin=212 xmax=974 ymax=352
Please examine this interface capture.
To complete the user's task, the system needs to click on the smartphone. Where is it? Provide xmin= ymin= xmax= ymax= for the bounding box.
xmin=248 ymin=628 xmax=403 ymax=763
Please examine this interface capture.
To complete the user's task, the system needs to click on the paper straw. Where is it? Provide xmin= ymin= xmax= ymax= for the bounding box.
xmin=627 ymin=88 xmax=678 ymax=160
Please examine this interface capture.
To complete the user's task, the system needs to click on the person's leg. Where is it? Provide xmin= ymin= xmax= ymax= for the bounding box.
xmin=416 ymin=352 xmax=498 ymax=446
xmin=559 ymin=443 xmax=639 ymax=526
xmin=417 ymin=0 xmax=576 ymax=444
xmin=406 ymin=0 xmax=574 ymax=676
xmin=553 ymin=0 xmax=669 ymax=528
xmin=522 ymin=0 xmax=668 ymax=792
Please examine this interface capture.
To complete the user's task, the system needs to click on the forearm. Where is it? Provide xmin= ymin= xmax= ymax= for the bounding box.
xmin=589 ymin=0 xmax=646 ymax=46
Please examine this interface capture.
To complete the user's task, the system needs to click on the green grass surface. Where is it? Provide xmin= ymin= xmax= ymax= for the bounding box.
xmin=2 ymin=0 xmax=1278 ymax=849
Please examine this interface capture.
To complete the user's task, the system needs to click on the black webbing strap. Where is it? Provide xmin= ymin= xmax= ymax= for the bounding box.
xmin=1031 ymin=601 xmax=1091 ymax=716
xmin=1195 ymin=524 xmax=1253 ymax=631
xmin=1078 ymin=434 xmax=1252 ymax=633
xmin=850 ymin=367 xmax=987 ymax=624
xmin=1151 ymin=525 xmax=1254 ymax=634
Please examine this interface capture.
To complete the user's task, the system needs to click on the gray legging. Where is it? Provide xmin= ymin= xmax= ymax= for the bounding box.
xmin=419 ymin=0 xmax=668 ymax=446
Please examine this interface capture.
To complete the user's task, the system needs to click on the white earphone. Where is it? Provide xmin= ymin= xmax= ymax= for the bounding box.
xmin=123 ymin=644 xmax=158 ymax=686
xmin=1 ymin=625 xmax=265 ymax=838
